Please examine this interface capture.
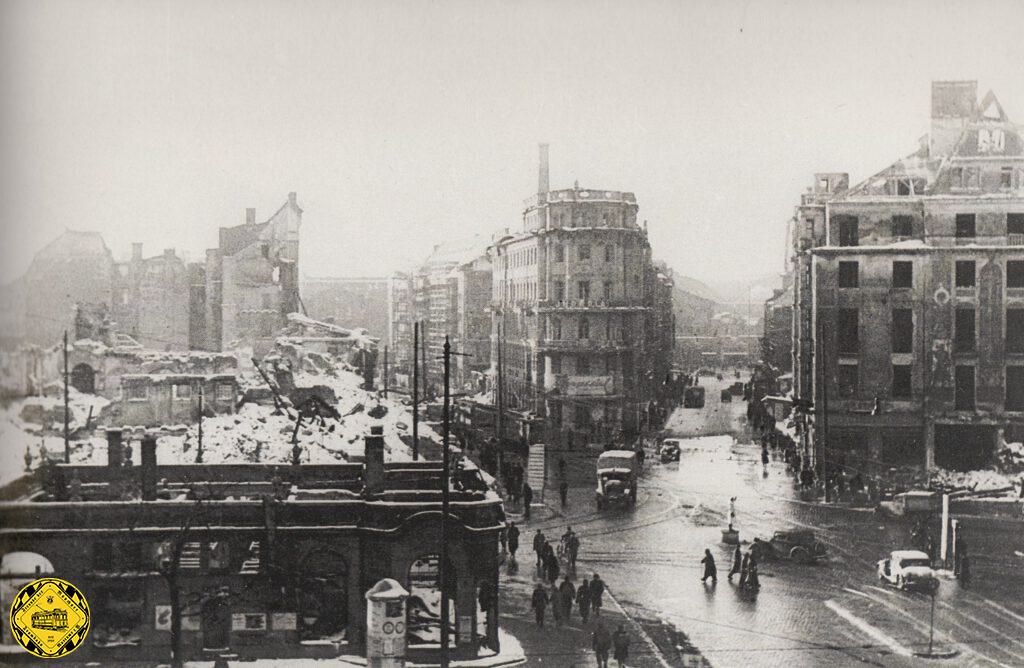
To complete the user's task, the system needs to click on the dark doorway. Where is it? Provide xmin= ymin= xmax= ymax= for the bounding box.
xmin=934 ymin=424 xmax=995 ymax=471
xmin=201 ymin=593 xmax=231 ymax=651
xmin=70 ymin=363 xmax=96 ymax=394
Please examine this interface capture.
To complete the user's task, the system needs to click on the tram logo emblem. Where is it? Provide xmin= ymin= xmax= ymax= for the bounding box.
xmin=9 ymin=578 xmax=90 ymax=658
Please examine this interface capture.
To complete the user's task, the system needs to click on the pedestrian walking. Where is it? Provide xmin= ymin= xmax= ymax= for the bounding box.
xmin=612 ymin=624 xmax=631 ymax=668
xmin=701 ymin=548 xmax=718 ymax=583
xmin=727 ymin=545 xmax=742 ymax=581
xmin=500 ymin=523 xmax=508 ymax=554
xmin=576 ymin=578 xmax=592 ymax=622
xmin=567 ymin=529 xmax=581 ymax=573
xmin=531 ymin=582 xmax=549 ymax=627
xmin=508 ymin=521 xmax=520 ymax=561
xmin=559 ymin=577 xmax=576 ymax=620
xmin=738 ymin=551 xmax=750 ymax=589
xmin=761 ymin=444 xmax=770 ymax=472
xmin=522 ymin=482 xmax=533 ymax=520
xmin=545 ymin=549 xmax=560 ymax=584
xmin=959 ymin=554 xmax=971 ymax=586
xmin=590 ymin=573 xmax=605 ymax=616
xmin=592 ymin=620 xmax=612 ymax=668
xmin=550 ymin=584 xmax=564 ymax=625
xmin=559 ymin=478 xmax=569 ymax=507
xmin=746 ymin=554 xmax=760 ymax=590
xmin=533 ymin=529 xmax=546 ymax=572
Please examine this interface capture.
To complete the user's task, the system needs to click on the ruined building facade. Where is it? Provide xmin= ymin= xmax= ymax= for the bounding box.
xmin=489 ymin=145 xmax=673 ymax=444
xmin=793 ymin=81 xmax=1024 ymax=473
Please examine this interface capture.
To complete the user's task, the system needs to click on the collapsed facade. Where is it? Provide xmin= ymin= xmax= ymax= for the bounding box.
xmin=0 ymin=429 xmax=503 ymax=664
xmin=791 ymin=81 xmax=1024 ymax=473
xmin=0 ymin=193 xmax=301 ymax=359
xmin=489 ymin=145 xmax=674 ymax=445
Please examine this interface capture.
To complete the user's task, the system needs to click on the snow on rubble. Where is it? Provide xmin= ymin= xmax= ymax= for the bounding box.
xmin=1 ymin=345 xmax=439 ymax=481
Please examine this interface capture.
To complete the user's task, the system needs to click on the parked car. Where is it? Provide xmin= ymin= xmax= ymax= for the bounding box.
xmin=751 ymin=530 xmax=827 ymax=564
xmin=659 ymin=439 xmax=681 ymax=463
xmin=877 ymin=550 xmax=939 ymax=593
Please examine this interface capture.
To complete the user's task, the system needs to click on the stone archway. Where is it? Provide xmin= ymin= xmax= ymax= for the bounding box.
xmin=70 ymin=363 xmax=96 ymax=394
xmin=1 ymin=552 xmax=54 ymax=645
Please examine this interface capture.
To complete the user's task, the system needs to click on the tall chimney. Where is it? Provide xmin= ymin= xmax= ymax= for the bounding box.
xmin=364 ymin=425 xmax=385 ymax=495
xmin=246 ymin=207 xmax=257 ymax=225
xmin=106 ymin=429 xmax=124 ymax=467
xmin=140 ymin=435 xmax=158 ymax=500
xmin=538 ymin=143 xmax=550 ymax=195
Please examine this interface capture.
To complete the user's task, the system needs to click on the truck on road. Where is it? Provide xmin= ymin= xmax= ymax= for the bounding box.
xmin=596 ymin=449 xmax=638 ymax=510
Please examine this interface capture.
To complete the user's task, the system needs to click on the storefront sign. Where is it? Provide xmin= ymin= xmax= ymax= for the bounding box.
xmin=271 ymin=612 xmax=297 ymax=631
xmin=232 ymin=613 xmax=267 ymax=631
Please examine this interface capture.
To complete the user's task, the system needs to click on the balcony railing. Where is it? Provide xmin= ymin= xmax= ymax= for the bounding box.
xmin=537 ymin=299 xmax=649 ymax=311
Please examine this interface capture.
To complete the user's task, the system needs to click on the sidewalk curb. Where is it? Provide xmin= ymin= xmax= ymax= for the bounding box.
xmin=605 ymin=588 xmax=673 ymax=668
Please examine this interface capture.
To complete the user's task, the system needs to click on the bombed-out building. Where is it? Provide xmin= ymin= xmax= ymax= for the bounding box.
xmin=793 ymin=80 xmax=1024 ymax=473
xmin=0 ymin=428 xmax=504 ymax=664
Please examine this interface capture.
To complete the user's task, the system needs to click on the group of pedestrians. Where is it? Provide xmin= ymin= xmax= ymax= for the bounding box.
xmin=531 ymin=573 xmax=629 ymax=667
xmin=531 ymin=526 xmax=581 ymax=582
xmin=700 ymin=546 xmax=760 ymax=590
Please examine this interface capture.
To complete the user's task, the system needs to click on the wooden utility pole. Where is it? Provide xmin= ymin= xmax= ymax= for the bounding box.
xmin=440 ymin=336 xmax=452 ymax=667
xmin=196 ymin=385 xmax=205 ymax=464
xmin=413 ymin=322 xmax=420 ymax=460
xmin=421 ymin=325 xmax=429 ymax=400
xmin=495 ymin=324 xmax=504 ymax=469
xmin=63 ymin=330 xmax=70 ymax=463
xmin=383 ymin=345 xmax=389 ymax=399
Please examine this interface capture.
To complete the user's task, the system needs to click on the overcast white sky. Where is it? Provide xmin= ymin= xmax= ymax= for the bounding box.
xmin=2 ymin=0 xmax=1023 ymax=286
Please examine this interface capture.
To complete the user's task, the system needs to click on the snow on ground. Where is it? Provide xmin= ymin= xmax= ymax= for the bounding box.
xmin=1 ymin=357 xmax=439 ymax=478
xmin=0 ymin=387 xmax=110 ymax=485
xmin=930 ymin=468 xmax=1020 ymax=495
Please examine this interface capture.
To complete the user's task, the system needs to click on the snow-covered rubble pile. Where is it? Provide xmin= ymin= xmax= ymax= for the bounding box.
xmin=0 ymin=387 xmax=110 ymax=485
xmin=931 ymin=468 xmax=1017 ymax=494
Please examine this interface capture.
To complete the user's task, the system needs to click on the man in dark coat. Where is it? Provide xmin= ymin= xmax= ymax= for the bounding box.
xmin=531 ymin=582 xmax=549 ymax=627
xmin=533 ymin=529 xmax=546 ymax=572
xmin=576 ymin=578 xmax=592 ymax=622
xmin=738 ymin=551 xmax=750 ymax=588
xmin=559 ymin=479 xmax=569 ymax=507
xmin=507 ymin=522 xmax=520 ymax=561
xmin=592 ymin=620 xmax=612 ymax=668
xmin=567 ymin=529 xmax=581 ymax=572
xmin=612 ymin=624 xmax=631 ymax=667
xmin=522 ymin=481 xmax=533 ymax=519
xmin=545 ymin=549 xmax=560 ymax=584
xmin=701 ymin=548 xmax=717 ymax=583
xmin=559 ymin=577 xmax=576 ymax=620
xmin=727 ymin=545 xmax=742 ymax=581
xmin=590 ymin=573 xmax=605 ymax=616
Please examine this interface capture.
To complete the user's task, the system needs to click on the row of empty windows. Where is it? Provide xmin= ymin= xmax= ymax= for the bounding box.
xmin=507 ymin=246 xmax=537 ymax=269
xmin=834 ymin=213 xmax=1024 ymax=246
xmin=549 ymin=316 xmax=617 ymax=340
xmin=126 ymin=383 xmax=235 ymax=401
xmin=836 ymin=259 xmax=1024 ymax=289
xmin=552 ymin=279 xmax=615 ymax=302
xmin=835 ymin=307 xmax=1024 ymax=355
xmin=552 ymin=243 xmax=616 ymax=263
xmin=835 ymin=363 xmax=1024 ymax=411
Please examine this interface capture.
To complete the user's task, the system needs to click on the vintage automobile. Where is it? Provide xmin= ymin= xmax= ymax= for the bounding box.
xmin=659 ymin=439 xmax=681 ymax=463
xmin=751 ymin=530 xmax=828 ymax=564
xmin=684 ymin=386 xmax=706 ymax=408
xmin=596 ymin=450 xmax=638 ymax=510
xmin=877 ymin=550 xmax=939 ymax=593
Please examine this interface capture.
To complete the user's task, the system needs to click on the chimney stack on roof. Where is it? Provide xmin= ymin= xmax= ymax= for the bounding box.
xmin=132 ymin=242 xmax=143 ymax=261
xmin=106 ymin=429 xmax=124 ymax=467
xmin=930 ymin=80 xmax=978 ymax=158
xmin=246 ymin=208 xmax=257 ymax=225
xmin=538 ymin=143 xmax=550 ymax=195
xmin=140 ymin=435 xmax=158 ymax=501
xmin=288 ymin=192 xmax=298 ymax=206
xmin=164 ymin=248 xmax=175 ymax=258
xmin=364 ymin=425 xmax=385 ymax=495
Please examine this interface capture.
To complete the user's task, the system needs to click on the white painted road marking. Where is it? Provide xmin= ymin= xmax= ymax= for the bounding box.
xmin=824 ymin=599 xmax=912 ymax=657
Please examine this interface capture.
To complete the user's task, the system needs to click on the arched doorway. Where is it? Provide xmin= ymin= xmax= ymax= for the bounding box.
xmin=296 ymin=548 xmax=349 ymax=641
xmin=70 ymin=363 xmax=96 ymax=394
xmin=1 ymin=553 xmax=54 ymax=646
xmin=407 ymin=555 xmax=455 ymax=647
